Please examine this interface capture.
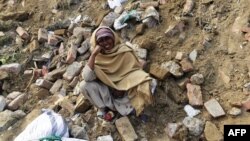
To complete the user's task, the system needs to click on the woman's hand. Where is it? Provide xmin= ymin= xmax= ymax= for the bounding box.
xmin=92 ymin=45 xmax=102 ymax=56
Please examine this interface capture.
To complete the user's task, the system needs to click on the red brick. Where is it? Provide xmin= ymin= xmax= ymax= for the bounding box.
xmin=186 ymin=83 xmax=203 ymax=106
xmin=38 ymin=28 xmax=48 ymax=43
xmin=180 ymin=58 xmax=194 ymax=73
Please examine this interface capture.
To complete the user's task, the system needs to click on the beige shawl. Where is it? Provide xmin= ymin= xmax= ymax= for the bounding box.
xmin=90 ymin=26 xmax=152 ymax=115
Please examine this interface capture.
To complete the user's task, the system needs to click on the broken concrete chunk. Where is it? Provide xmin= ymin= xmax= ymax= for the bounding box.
xmin=77 ymin=39 xmax=90 ymax=55
xmin=161 ymin=61 xmax=183 ymax=77
xmin=228 ymin=107 xmax=241 ymax=116
xmin=186 ymin=83 xmax=203 ymax=106
xmin=29 ymin=84 xmax=50 ymax=99
xmin=190 ymin=73 xmax=204 ymax=85
xmin=204 ymin=98 xmax=225 ymax=118
xmin=35 ymin=79 xmax=53 ymax=89
xmin=50 ymin=79 xmax=63 ymax=94
xmin=115 ymin=116 xmax=138 ymax=141
xmin=175 ymin=52 xmax=185 ymax=60
xmin=74 ymin=94 xmax=91 ymax=113
xmin=63 ymin=62 xmax=83 ymax=81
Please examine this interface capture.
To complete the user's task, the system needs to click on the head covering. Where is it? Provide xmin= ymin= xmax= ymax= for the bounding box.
xmin=90 ymin=26 xmax=153 ymax=116
xmin=96 ymin=28 xmax=115 ymax=42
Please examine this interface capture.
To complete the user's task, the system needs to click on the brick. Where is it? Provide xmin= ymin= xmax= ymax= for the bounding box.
xmin=149 ymin=63 xmax=170 ymax=80
xmin=180 ymin=58 xmax=194 ymax=73
xmin=44 ymin=67 xmax=66 ymax=82
xmin=204 ymin=98 xmax=225 ymax=118
xmin=35 ymin=79 xmax=53 ymax=89
xmin=50 ymin=79 xmax=63 ymax=94
xmin=66 ymin=44 xmax=77 ymax=64
xmin=48 ymin=34 xmax=59 ymax=46
xmin=38 ymin=28 xmax=48 ymax=43
xmin=115 ymin=117 xmax=138 ymax=141
xmin=28 ymin=40 xmax=39 ymax=53
xmin=74 ymin=94 xmax=91 ymax=113
xmin=7 ymin=94 xmax=26 ymax=110
xmin=54 ymin=29 xmax=66 ymax=36
xmin=16 ymin=26 xmax=29 ymax=39
xmin=63 ymin=62 xmax=83 ymax=81
xmin=186 ymin=83 xmax=203 ymax=106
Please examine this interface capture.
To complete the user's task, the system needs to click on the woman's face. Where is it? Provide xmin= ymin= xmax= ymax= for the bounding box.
xmin=97 ymin=36 xmax=114 ymax=51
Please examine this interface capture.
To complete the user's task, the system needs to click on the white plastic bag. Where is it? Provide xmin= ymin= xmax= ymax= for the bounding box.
xmin=14 ymin=109 xmax=69 ymax=141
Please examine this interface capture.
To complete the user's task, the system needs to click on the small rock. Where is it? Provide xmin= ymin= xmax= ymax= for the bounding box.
xmin=115 ymin=117 xmax=138 ymax=141
xmin=50 ymin=79 xmax=63 ymax=94
xmin=69 ymin=76 xmax=79 ymax=88
xmin=182 ymin=0 xmax=194 ymax=16
xmin=189 ymin=50 xmax=197 ymax=62
xmin=175 ymin=52 xmax=185 ymax=60
xmin=165 ymin=21 xmax=185 ymax=37
xmin=184 ymin=104 xmax=201 ymax=117
xmin=73 ymin=27 xmax=92 ymax=39
xmin=165 ymin=122 xmax=182 ymax=138
xmin=218 ymin=69 xmax=230 ymax=84
xmin=38 ymin=28 xmax=48 ymax=43
xmin=100 ymin=12 xmax=119 ymax=27
xmin=161 ymin=61 xmax=183 ymax=77
xmin=0 ymin=70 xmax=9 ymax=80
xmin=7 ymin=94 xmax=26 ymax=111
xmin=149 ymin=63 xmax=170 ymax=80
xmin=63 ymin=62 xmax=83 ymax=81
xmin=190 ymin=73 xmax=204 ymax=85
xmin=0 ymin=31 xmax=5 ymax=37
xmin=59 ymin=97 xmax=75 ymax=115
xmin=54 ymin=29 xmax=66 ymax=36
xmin=97 ymin=135 xmax=113 ymax=141
xmin=228 ymin=107 xmax=241 ymax=116
xmin=2 ymin=80 xmax=10 ymax=91
xmin=182 ymin=117 xmax=205 ymax=136
xmin=204 ymin=121 xmax=223 ymax=141
xmin=0 ymin=110 xmax=24 ymax=132
xmin=6 ymin=91 xmax=22 ymax=100
xmin=48 ymin=34 xmax=59 ymax=46
xmin=77 ymin=38 xmax=90 ymax=55
xmin=27 ymin=40 xmax=39 ymax=53
xmin=66 ymin=44 xmax=77 ymax=64
xmin=16 ymin=26 xmax=29 ymax=40
xmin=70 ymin=125 xmax=89 ymax=140
xmin=44 ymin=67 xmax=66 ymax=82
xmin=186 ymin=83 xmax=203 ymax=106
xmin=29 ymin=84 xmax=50 ymax=99
xmin=0 ymin=96 xmax=6 ymax=112
xmin=180 ymin=58 xmax=194 ymax=73
xmin=204 ymin=98 xmax=225 ymax=118
xmin=0 ymin=63 xmax=21 ymax=74
xmin=176 ymin=77 xmax=190 ymax=89
xmin=74 ymin=94 xmax=91 ymax=113
xmin=35 ymin=79 xmax=53 ymax=89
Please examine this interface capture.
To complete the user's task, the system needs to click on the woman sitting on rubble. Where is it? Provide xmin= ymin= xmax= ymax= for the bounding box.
xmin=80 ymin=26 xmax=157 ymax=120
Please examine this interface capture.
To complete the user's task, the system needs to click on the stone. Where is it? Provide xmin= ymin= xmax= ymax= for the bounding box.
xmin=54 ymin=29 xmax=66 ymax=36
xmin=175 ymin=52 xmax=185 ymax=60
xmin=182 ymin=0 xmax=194 ymax=16
xmin=29 ymin=84 xmax=50 ymax=99
xmin=44 ymin=67 xmax=66 ymax=82
xmin=66 ymin=44 xmax=77 ymax=64
xmin=165 ymin=21 xmax=185 ymax=37
xmin=70 ymin=125 xmax=89 ymax=140
xmin=23 ymin=70 xmax=33 ymax=77
xmin=218 ymin=69 xmax=230 ymax=84
xmin=0 ymin=63 xmax=21 ymax=74
xmin=0 ymin=96 xmax=6 ymax=112
xmin=48 ymin=34 xmax=59 ymax=46
xmin=0 ymin=110 xmax=25 ymax=132
xmin=0 ymin=70 xmax=9 ymax=80
xmin=242 ymin=99 xmax=250 ymax=111
xmin=28 ymin=40 xmax=39 ymax=53
xmin=69 ymin=76 xmax=79 ymax=88
xmin=0 ymin=31 xmax=5 ymax=37
xmin=77 ymin=39 xmax=90 ymax=55
xmin=165 ymin=122 xmax=182 ymax=138
xmin=35 ymin=79 xmax=53 ymax=89
xmin=204 ymin=98 xmax=225 ymax=118
xmin=38 ymin=28 xmax=48 ymax=43
xmin=186 ymin=83 xmax=203 ymax=106
xmin=59 ymin=97 xmax=75 ymax=115
xmin=6 ymin=91 xmax=22 ymax=100
xmin=204 ymin=121 xmax=223 ymax=141
xmin=97 ymin=135 xmax=113 ymax=141
xmin=149 ymin=63 xmax=170 ymax=80
xmin=114 ymin=6 xmax=124 ymax=14
xmin=162 ymin=61 xmax=183 ymax=77
xmin=100 ymin=12 xmax=119 ymax=27
xmin=7 ymin=94 xmax=26 ymax=110
xmin=228 ymin=107 xmax=241 ymax=116
xmin=16 ymin=26 xmax=29 ymax=39
xmin=74 ymin=94 xmax=91 ymax=113
xmin=184 ymin=105 xmax=201 ymax=117
xmin=73 ymin=27 xmax=92 ymax=39
xmin=182 ymin=117 xmax=205 ymax=136
xmin=2 ymin=80 xmax=10 ymax=91
xmin=63 ymin=62 xmax=83 ymax=81
xmin=115 ymin=117 xmax=138 ymax=141
xmin=176 ymin=77 xmax=190 ymax=89
xmin=126 ymin=42 xmax=147 ymax=60
xmin=190 ymin=73 xmax=204 ymax=85
xmin=189 ymin=50 xmax=197 ymax=62
xmin=180 ymin=58 xmax=194 ymax=73
xmin=50 ymin=79 xmax=63 ymax=94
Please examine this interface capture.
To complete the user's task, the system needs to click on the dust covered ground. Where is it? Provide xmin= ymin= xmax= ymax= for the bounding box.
xmin=0 ymin=0 xmax=250 ymax=141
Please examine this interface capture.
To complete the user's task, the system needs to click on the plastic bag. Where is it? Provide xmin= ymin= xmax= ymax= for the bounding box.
xmin=114 ymin=10 xmax=141 ymax=30
xmin=14 ymin=109 xmax=69 ymax=141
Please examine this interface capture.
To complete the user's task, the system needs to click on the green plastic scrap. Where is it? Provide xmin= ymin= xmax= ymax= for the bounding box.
xmin=39 ymin=135 xmax=62 ymax=141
